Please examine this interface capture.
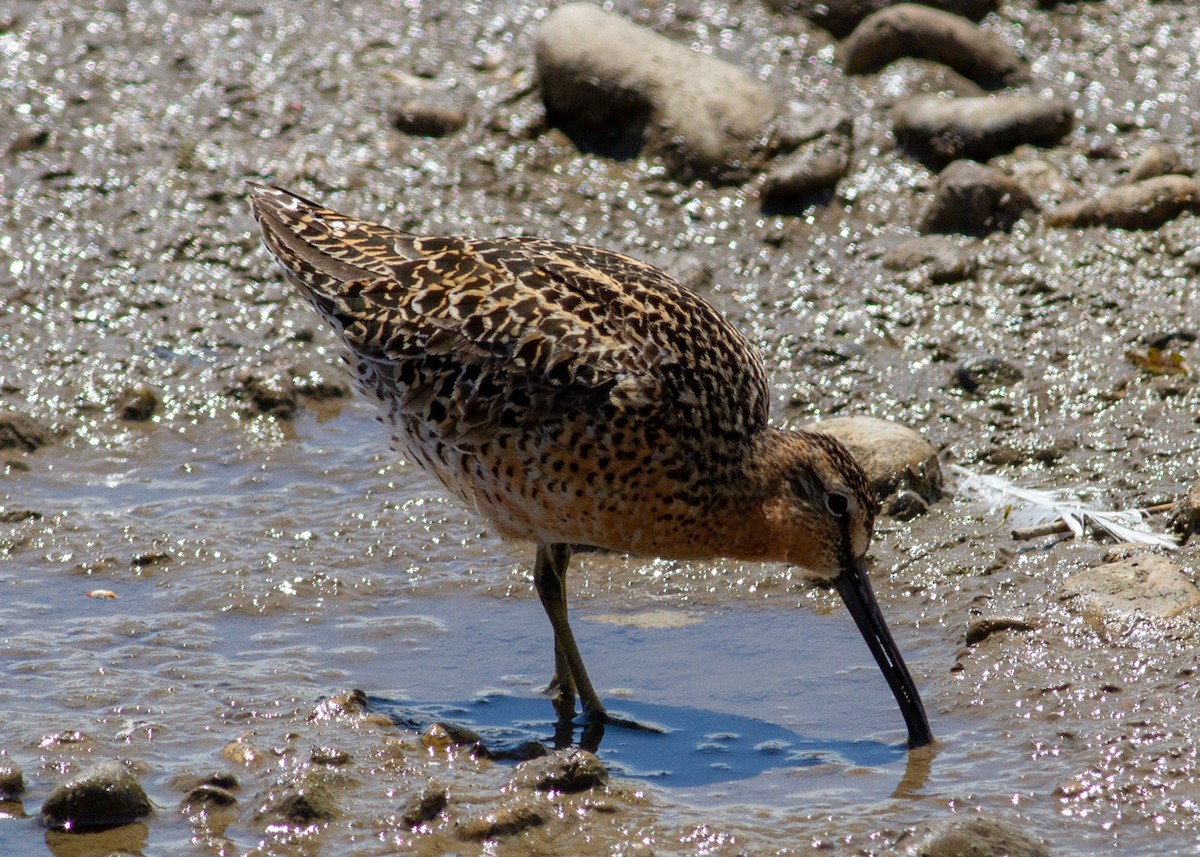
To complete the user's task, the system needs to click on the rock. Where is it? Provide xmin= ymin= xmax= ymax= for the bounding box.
xmin=1012 ymin=159 xmax=1074 ymax=205
xmin=920 ymin=160 xmax=1036 ymax=235
xmin=954 ymin=355 xmax=1023 ymax=393
xmin=181 ymin=784 xmax=237 ymax=809
xmin=255 ymin=771 xmax=339 ymax=824
xmin=1123 ymin=144 xmax=1189 ymax=184
xmin=894 ymin=94 xmax=1073 ymax=167
xmin=455 ymin=800 xmax=544 ymax=841
xmin=226 ymin=370 xmax=298 ymax=419
xmin=508 ymin=749 xmax=608 ymax=793
xmin=1168 ymin=483 xmax=1199 ymax=544
xmin=765 ymin=0 xmax=997 ymax=39
xmin=768 ymin=106 xmax=854 ymax=151
xmin=421 ymin=722 xmax=488 ymax=756
xmin=0 ymin=759 xmax=25 ymax=799
xmin=389 ymin=98 xmax=467 ymax=137
xmin=309 ymin=746 xmax=350 ymax=766
xmin=884 ymin=489 xmax=929 ymax=520
xmin=805 ymin=416 xmax=943 ymax=504
xmin=760 ymin=144 xmax=850 ymax=205
xmin=0 ymin=410 xmax=53 ymax=452
xmin=536 ymin=3 xmax=775 ymax=182
xmin=400 ymin=784 xmax=448 ymax=828
xmin=1046 ymin=175 xmax=1200 ymax=230
xmin=881 ymin=234 xmax=977 ymax=283
xmin=40 ymin=761 xmax=153 ymax=829
xmin=906 ymin=816 xmax=1057 ymax=857
xmin=964 ymin=616 xmax=1036 ymax=646
xmin=1063 ymin=554 xmax=1200 ymax=623
xmin=116 ymin=384 xmax=160 ymax=421
xmin=841 ymin=4 xmax=1027 ymax=89
xmin=309 ymin=688 xmax=370 ymax=721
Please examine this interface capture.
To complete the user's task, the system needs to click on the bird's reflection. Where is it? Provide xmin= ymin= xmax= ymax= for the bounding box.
xmin=375 ymin=692 xmax=924 ymax=789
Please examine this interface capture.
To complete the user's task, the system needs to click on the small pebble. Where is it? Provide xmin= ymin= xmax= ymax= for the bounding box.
xmin=881 ymin=234 xmax=978 ymax=283
xmin=400 ymin=785 xmax=448 ymax=828
xmin=805 ymin=416 xmax=943 ymax=503
xmin=0 ymin=410 xmax=53 ymax=452
xmin=920 ymin=160 xmax=1036 ymax=235
xmin=536 ymin=3 xmax=775 ymax=181
xmin=764 ymin=0 xmax=997 ymax=39
xmin=1123 ymin=144 xmax=1188 ymax=184
xmin=389 ymin=99 xmax=467 ymax=137
xmin=508 ymin=749 xmax=608 ymax=793
xmin=0 ymin=760 xmax=25 ymax=799
xmin=1047 ymin=175 xmax=1200 ymax=230
xmin=841 ymin=4 xmax=1026 ymax=89
xmin=455 ymin=801 xmax=544 ymax=841
xmin=954 ymin=355 xmax=1023 ymax=393
xmin=40 ymin=761 xmax=152 ymax=829
xmin=1063 ymin=555 xmax=1200 ymax=624
xmin=907 ymin=815 xmax=1057 ymax=857
xmin=116 ymin=384 xmax=160 ymax=421
xmin=894 ymin=93 xmax=1073 ymax=167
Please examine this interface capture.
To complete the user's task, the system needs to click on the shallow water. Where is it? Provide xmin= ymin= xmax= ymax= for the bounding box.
xmin=1 ymin=406 xmax=938 ymax=854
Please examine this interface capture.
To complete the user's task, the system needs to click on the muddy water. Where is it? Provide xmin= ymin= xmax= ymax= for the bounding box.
xmin=2 ymin=0 xmax=1200 ymax=854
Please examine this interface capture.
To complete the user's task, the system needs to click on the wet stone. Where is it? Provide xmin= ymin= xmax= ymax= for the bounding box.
xmin=0 ymin=410 xmax=53 ymax=452
xmin=1063 ymin=554 xmax=1200 ymax=623
xmin=954 ymin=355 xmax=1024 ymax=393
xmin=765 ymin=0 xmax=997 ymax=38
xmin=455 ymin=800 xmax=545 ymax=841
xmin=920 ymin=160 xmax=1036 ymax=235
xmin=760 ymin=144 xmax=850 ymax=205
xmin=508 ymin=749 xmax=608 ymax=793
xmin=965 ymin=616 xmax=1036 ymax=646
xmin=400 ymin=784 xmax=448 ymax=828
xmin=309 ymin=688 xmax=370 ymax=721
xmin=1168 ymin=483 xmax=1200 ymax=544
xmin=309 ymin=746 xmax=350 ymax=766
xmin=881 ymin=234 xmax=978 ymax=283
xmin=227 ymin=370 xmax=298 ymax=419
xmin=0 ymin=759 xmax=25 ymax=799
xmin=422 ymin=722 xmax=488 ymax=756
xmin=40 ymin=761 xmax=152 ymax=829
xmin=841 ymin=4 xmax=1027 ymax=89
xmin=1047 ymin=175 xmax=1200 ymax=230
xmin=181 ymin=784 xmax=237 ymax=809
xmin=804 ymin=416 xmax=943 ymax=504
xmin=116 ymin=384 xmax=160 ymax=421
xmin=1124 ymin=144 xmax=1189 ymax=184
xmin=536 ymin=3 xmax=775 ymax=182
xmin=389 ymin=98 xmax=467 ymax=137
xmin=906 ymin=815 xmax=1057 ymax=857
xmin=894 ymin=94 xmax=1073 ymax=167
xmin=255 ymin=771 xmax=339 ymax=824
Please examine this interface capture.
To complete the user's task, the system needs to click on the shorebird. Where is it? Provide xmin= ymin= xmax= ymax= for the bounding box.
xmin=248 ymin=184 xmax=933 ymax=749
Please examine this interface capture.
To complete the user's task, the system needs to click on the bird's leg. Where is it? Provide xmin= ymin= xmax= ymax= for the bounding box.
xmin=533 ymin=543 xmax=607 ymax=726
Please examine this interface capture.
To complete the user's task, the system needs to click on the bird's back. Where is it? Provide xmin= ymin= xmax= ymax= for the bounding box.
xmin=250 ymin=185 xmax=772 ymax=555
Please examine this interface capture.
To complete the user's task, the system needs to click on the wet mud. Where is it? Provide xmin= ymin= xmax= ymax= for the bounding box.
xmin=2 ymin=0 xmax=1199 ymax=855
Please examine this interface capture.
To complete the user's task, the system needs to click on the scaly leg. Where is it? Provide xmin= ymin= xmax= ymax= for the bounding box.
xmin=533 ymin=543 xmax=606 ymax=725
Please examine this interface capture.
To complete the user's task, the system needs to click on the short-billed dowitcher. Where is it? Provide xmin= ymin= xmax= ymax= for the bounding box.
xmin=249 ymin=184 xmax=933 ymax=749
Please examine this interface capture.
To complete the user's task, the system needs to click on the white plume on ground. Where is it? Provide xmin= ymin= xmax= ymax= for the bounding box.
xmin=948 ymin=464 xmax=1179 ymax=549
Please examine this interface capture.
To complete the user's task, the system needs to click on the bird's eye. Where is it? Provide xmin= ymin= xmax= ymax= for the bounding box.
xmin=825 ymin=492 xmax=849 ymax=517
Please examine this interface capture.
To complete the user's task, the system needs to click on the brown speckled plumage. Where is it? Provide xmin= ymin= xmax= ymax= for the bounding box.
xmin=248 ymin=184 xmax=932 ymax=749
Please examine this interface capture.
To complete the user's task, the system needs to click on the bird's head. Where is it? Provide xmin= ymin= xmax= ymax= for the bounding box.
xmin=762 ymin=429 xmax=933 ymax=749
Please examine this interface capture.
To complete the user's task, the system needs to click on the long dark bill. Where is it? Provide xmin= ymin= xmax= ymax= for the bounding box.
xmin=833 ymin=558 xmax=933 ymax=749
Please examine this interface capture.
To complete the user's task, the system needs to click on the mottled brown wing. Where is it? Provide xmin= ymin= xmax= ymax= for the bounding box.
xmin=249 ymin=185 xmax=770 ymax=452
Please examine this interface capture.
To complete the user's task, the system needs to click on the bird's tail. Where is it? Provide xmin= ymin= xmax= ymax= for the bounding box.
xmin=247 ymin=183 xmax=419 ymax=299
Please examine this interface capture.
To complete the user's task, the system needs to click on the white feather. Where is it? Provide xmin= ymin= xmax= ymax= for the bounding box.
xmin=948 ymin=464 xmax=1179 ymax=549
